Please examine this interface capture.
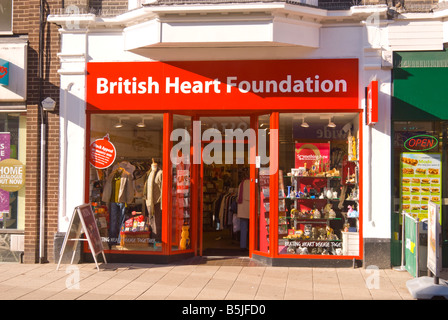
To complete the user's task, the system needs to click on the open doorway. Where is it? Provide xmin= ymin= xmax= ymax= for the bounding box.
xmin=200 ymin=116 xmax=251 ymax=256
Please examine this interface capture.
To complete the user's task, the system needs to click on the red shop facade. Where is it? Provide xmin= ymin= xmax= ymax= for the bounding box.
xmin=84 ymin=59 xmax=363 ymax=266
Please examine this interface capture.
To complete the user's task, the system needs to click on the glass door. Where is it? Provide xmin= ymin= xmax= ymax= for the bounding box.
xmin=199 ymin=116 xmax=251 ymax=256
xmin=441 ymin=122 xmax=448 ymax=266
xmin=255 ymin=114 xmax=271 ymax=254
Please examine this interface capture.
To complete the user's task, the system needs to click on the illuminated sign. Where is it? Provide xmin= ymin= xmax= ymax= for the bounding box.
xmin=404 ymin=134 xmax=438 ymax=152
xmin=366 ymin=80 xmax=378 ymax=125
xmin=0 ymin=59 xmax=9 ymax=86
xmin=86 ymin=59 xmax=359 ymax=111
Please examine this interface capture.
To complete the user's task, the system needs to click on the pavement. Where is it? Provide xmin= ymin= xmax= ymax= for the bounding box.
xmin=0 ymin=256 xmax=423 ymax=301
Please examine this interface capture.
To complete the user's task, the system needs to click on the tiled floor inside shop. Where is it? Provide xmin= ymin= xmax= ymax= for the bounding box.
xmin=175 ymin=256 xmax=266 ymax=267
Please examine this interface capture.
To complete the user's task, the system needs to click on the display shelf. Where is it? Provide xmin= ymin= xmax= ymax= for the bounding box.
xmin=281 ymin=238 xmax=342 ymax=243
xmin=286 ymin=217 xmax=342 ymax=221
xmin=284 ymin=175 xmax=342 ymax=179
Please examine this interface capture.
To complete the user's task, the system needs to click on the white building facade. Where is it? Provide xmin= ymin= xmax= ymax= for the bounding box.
xmin=48 ymin=0 xmax=448 ymax=267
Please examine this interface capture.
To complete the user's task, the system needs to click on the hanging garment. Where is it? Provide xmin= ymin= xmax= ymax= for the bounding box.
xmin=102 ymin=168 xmax=135 ymax=204
xmin=237 ymin=179 xmax=250 ymax=219
xmin=143 ymin=167 xmax=163 ymax=239
xmin=143 ymin=167 xmax=163 ymax=214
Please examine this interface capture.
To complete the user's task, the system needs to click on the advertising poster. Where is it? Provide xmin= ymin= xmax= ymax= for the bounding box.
xmin=427 ymin=201 xmax=441 ymax=277
xmin=89 ymin=134 xmax=116 ymax=169
xmin=0 ymin=159 xmax=25 ymax=192
xmin=176 ymin=170 xmax=190 ymax=194
xmin=295 ymin=142 xmax=330 ymax=170
xmin=400 ymin=152 xmax=442 ymax=219
xmin=0 ymin=133 xmax=10 ymax=222
xmin=78 ymin=204 xmax=104 ymax=256
xmin=0 ymin=59 xmax=9 ymax=86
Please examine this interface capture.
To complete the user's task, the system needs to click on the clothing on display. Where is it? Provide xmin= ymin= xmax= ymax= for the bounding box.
xmin=237 ymin=179 xmax=250 ymax=249
xmin=102 ymin=166 xmax=134 ymax=245
xmin=143 ymin=160 xmax=163 ymax=241
xmin=237 ymin=179 xmax=250 ymax=219
xmin=93 ymin=158 xmax=165 ymax=249
xmin=102 ymin=166 xmax=134 ymax=204
xmin=213 ymin=188 xmax=238 ymax=231
xmin=201 ymin=163 xmax=250 ymax=254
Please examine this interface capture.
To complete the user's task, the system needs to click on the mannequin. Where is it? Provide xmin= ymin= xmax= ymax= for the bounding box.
xmin=102 ymin=166 xmax=134 ymax=246
xmin=144 ymin=158 xmax=163 ymax=242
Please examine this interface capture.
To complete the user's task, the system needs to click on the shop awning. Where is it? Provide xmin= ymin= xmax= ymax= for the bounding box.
xmin=393 ymin=50 xmax=448 ymax=121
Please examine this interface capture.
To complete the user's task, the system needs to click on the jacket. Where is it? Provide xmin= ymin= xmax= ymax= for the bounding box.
xmin=102 ymin=168 xmax=135 ymax=204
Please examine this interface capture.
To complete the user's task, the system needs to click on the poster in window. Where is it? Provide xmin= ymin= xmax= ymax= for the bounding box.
xmin=400 ymin=152 xmax=442 ymax=219
xmin=89 ymin=134 xmax=116 ymax=169
xmin=295 ymin=142 xmax=330 ymax=171
xmin=0 ymin=132 xmax=10 ymax=222
xmin=427 ymin=201 xmax=441 ymax=277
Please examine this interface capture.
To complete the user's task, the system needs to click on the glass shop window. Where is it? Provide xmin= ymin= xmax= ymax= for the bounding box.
xmin=89 ymin=113 xmax=164 ymax=252
xmin=277 ymin=113 xmax=360 ymax=257
xmin=0 ymin=113 xmax=25 ymax=231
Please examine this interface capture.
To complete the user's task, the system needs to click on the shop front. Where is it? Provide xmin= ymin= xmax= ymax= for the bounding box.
xmin=84 ymin=59 xmax=363 ymax=265
xmin=0 ymin=37 xmax=28 ymax=262
xmin=392 ymin=50 xmax=448 ymax=268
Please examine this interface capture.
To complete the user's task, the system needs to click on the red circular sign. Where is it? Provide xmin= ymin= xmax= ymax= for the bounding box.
xmin=89 ymin=135 xmax=116 ymax=169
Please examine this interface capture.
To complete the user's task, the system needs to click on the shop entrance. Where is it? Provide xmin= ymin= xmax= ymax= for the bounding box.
xmin=199 ymin=116 xmax=251 ymax=256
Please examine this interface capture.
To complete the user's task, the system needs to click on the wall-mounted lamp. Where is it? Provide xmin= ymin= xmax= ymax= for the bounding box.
xmin=301 ymin=117 xmax=309 ymax=128
xmin=136 ymin=119 xmax=146 ymax=128
xmin=41 ymin=97 xmax=56 ymax=112
xmin=136 ymin=116 xmax=153 ymax=128
xmin=327 ymin=117 xmax=336 ymax=128
xmin=114 ymin=119 xmax=124 ymax=128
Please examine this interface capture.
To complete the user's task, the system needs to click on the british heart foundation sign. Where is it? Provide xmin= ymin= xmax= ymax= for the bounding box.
xmin=86 ymin=59 xmax=359 ymax=111
xmin=90 ymin=134 xmax=116 ymax=169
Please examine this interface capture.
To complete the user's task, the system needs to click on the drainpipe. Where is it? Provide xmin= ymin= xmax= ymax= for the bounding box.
xmin=38 ymin=0 xmax=47 ymax=264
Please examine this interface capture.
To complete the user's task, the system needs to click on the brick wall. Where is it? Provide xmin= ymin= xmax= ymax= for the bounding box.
xmin=12 ymin=0 xmax=61 ymax=263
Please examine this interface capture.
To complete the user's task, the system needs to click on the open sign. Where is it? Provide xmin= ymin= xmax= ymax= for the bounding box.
xmin=404 ymin=134 xmax=438 ymax=152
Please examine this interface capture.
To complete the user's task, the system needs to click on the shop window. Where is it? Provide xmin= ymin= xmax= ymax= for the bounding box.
xmin=171 ymin=115 xmax=192 ymax=252
xmin=392 ymin=121 xmax=447 ymax=254
xmin=0 ymin=113 xmax=25 ymax=231
xmin=89 ymin=114 xmax=163 ymax=252
xmin=0 ymin=0 xmax=12 ymax=34
xmin=278 ymin=113 xmax=360 ymax=257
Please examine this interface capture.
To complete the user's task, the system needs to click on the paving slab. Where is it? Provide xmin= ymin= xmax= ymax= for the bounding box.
xmin=0 ymin=259 xmax=420 ymax=301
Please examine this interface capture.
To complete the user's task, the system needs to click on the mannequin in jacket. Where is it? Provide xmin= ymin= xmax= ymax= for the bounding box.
xmin=144 ymin=159 xmax=163 ymax=242
xmin=102 ymin=165 xmax=134 ymax=246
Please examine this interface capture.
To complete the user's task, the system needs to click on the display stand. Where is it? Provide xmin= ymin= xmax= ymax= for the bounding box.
xmin=57 ymin=204 xmax=107 ymax=271
xmin=393 ymin=212 xmax=407 ymax=272
xmin=407 ymin=202 xmax=448 ymax=299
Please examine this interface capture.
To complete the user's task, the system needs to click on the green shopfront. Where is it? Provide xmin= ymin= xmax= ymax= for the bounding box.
xmin=392 ymin=50 xmax=448 ymax=268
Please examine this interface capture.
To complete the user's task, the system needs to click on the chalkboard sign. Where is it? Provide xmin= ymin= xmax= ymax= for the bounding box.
xmin=57 ymin=204 xmax=107 ymax=271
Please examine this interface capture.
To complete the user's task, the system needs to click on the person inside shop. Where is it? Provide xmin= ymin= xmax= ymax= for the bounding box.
xmin=237 ymin=169 xmax=250 ymax=251
xmin=144 ymin=158 xmax=163 ymax=242
xmin=102 ymin=164 xmax=135 ymax=248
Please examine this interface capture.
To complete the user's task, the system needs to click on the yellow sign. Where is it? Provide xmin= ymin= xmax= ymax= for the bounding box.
xmin=0 ymin=159 xmax=25 ymax=192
